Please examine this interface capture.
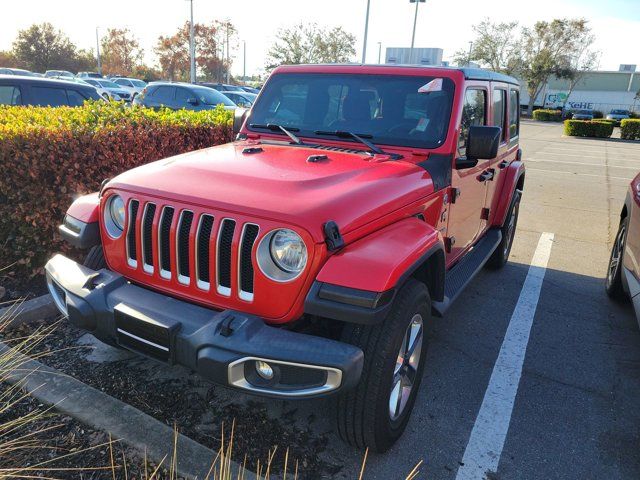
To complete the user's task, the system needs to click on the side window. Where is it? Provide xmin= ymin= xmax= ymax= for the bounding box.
xmin=493 ymin=88 xmax=507 ymax=142
xmin=30 ymin=86 xmax=68 ymax=107
xmin=509 ymin=89 xmax=520 ymax=140
xmin=153 ymin=86 xmax=175 ymax=104
xmin=459 ymin=88 xmax=486 ymax=155
xmin=66 ymin=89 xmax=87 ymax=107
xmin=0 ymin=85 xmax=22 ymax=105
xmin=175 ymin=87 xmax=192 ymax=104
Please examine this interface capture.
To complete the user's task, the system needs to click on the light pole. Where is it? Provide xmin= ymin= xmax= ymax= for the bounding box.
xmin=95 ymin=27 xmax=102 ymax=75
xmin=243 ymin=40 xmax=246 ymax=83
xmin=187 ymin=0 xmax=196 ymax=83
xmin=377 ymin=42 xmax=382 ymax=64
xmin=467 ymin=41 xmax=473 ymax=66
xmin=409 ymin=0 xmax=425 ymax=64
xmin=362 ymin=0 xmax=371 ymax=63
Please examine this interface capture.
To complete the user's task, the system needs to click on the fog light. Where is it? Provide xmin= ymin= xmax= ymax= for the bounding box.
xmin=255 ymin=361 xmax=274 ymax=380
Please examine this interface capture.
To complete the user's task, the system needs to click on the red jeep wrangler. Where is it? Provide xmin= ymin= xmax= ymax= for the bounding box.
xmin=46 ymin=64 xmax=524 ymax=452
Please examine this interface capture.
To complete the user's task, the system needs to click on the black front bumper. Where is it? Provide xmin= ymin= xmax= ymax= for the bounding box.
xmin=45 ymin=254 xmax=363 ymax=398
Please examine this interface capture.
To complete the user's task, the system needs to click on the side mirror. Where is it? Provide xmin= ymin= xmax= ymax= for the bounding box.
xmin=466 ymin=125 xmax=501 ymax=161
xmin=187 ymin=97 xmax=198 ymax=105
xmin=233 ymin=107 xmax=249 ymax=135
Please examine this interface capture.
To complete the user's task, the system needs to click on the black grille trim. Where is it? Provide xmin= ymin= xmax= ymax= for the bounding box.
xmin=126 ymin=200 xmax=139 ymax=267
xmin=141 ymin=203 xmax=156 ymax=273
xmin=158 ymin=206 xmax=174 ymax=279
xmin=176 ymin=210 xmax=194 ymax=284
xmin=217 ymin=219 xmax=236 ymax=295
xmin=239 ymin=224 xmax=260 ymax=300
xmin=196 ymin=214 xmax=215 ymax=289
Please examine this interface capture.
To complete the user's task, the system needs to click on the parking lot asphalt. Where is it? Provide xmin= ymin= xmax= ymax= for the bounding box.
xmin=36 ymin=121 xmax=640 ymax=479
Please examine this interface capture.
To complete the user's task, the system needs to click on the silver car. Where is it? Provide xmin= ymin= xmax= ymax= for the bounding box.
xmin=572 ymin=109 xmax=594 ymax=120
xmin=606 ymin=109 xmax=631 ymax=124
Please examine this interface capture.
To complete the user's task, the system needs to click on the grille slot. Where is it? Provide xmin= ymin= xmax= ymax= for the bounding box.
xmin=176 ymin=210 xmax=194 ymax=284
xmin=196 ymin=214 xmax=215 ymax=290
xmin=126 ymin=200 xmax=139 ymax=267
xmin=217 ymin=219 xmax=236 ymax=296
xmin=141 ymin=203 xmax=156 ymax=273
xmin=158 ymin=206 xmax=174 ymax=279
xmin=239 ymin=224 xmax=260 ymax=301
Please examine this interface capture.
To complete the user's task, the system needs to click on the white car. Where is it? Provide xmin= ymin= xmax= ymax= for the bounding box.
xmin=112 ymin=77 xmax=147 ymax=99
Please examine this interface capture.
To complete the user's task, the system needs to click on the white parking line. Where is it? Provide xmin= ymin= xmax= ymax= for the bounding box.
xmin=455 ymin=232 xmax=555 ymax=480
xmin=527 ymin=168 xmax=633 ymax=181
xmin=527 ymin=158 xmax=639 ymax=170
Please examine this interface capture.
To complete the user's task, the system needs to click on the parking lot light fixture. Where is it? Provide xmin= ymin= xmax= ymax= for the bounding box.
xmin=409 ymin=0 xmax=426 ymax=64
xmin=187 ymin=0 xmax=196 ymax=83
xmin=362 ymin=0 xmax=371 ymax=63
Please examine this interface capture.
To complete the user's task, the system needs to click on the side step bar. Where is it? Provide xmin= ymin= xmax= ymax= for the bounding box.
xmin=432 ymin=228 xmax=502 ymax=317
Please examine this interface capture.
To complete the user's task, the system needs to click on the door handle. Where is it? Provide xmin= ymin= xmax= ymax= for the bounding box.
xmin=478 ymin=170 xmax=494 ymax=182
xmin=498 ymin=160 xmax=509 ymax=169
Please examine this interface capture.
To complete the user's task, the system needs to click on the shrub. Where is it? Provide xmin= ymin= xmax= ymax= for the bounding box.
xmin=629 ymin=112 xmax=639 ymax=119
xmin=532 ymin=109 xmax=563 ymax=122
xmin=0 ymin=101 xmax=233 ymax=281
xmin=621 ymin=119 xmax=640 ymax=140
xmin=564 ymin=120 xmax=614 ymax=138
xmin=592 ymin=110 xmax=603 ymax=119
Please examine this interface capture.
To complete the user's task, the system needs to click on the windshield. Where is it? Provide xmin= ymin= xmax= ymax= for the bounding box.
xmin=131 ymin=79 xmax=146 ymax=87
xmin=248 ymin=73 xmax=455 ymax=149
xmin=98 ymin=80 xmax=120 ymax=89
xmin=611 ymin=110 xmax=628 ymax=115
xmin=578 ymin=110 xmax=592 ymax=114
xmin=192 ymin=86 xmax=236 ymax=106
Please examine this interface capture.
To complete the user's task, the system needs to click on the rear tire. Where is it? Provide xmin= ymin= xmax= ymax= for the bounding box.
xmin=83 ymin=245 xmax=106 ymax=270
xmin=606 ymin=216 xmax=628 ymax=300
xmin=487 ymin=189 xmax=521 ymax=269
xmin=335 ymin=279 xmax=430 ymax=452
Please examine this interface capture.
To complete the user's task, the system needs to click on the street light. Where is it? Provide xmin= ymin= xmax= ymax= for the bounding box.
xmin=377 ymin=42 xmax=382 ymax=64
xmin=409 ymin=0 xmax=425 ymax=64
xmin=95 ymin=27 xmax=102 ymax=75
xmin=467 ymin=41 xmax=473 ymax=67
xmin=243 ymin=40 xmax=246 ymax=83
xmin=362 ymin=0 xmax=371 ymax=63
xmin=186 ymin=0 xmax=196 ymax=83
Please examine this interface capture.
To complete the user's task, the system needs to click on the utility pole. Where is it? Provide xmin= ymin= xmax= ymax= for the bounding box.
xmin=467 ymin=41 xmax=473 ymax=66
xmin=243 ymin=40 xmax=246 ymax=83
xmin=95 ymin=27 xmax=102 ymax=75
xmin=225 ymin=24 xmax=230 ymax=84
xmin=377 ymin=42 xmax=382 ymax=64
xmin=188 ymin=0 xmax=196 ymax=83
xmin=409 ymin=0 xmax=425 ymax=64
xmin=361 ymin=0 xmax=371 ymax=63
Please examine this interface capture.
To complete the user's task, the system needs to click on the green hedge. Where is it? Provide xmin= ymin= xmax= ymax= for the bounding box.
xmin=0 ymin=101 xmax=234 ymax=281
xmin=564 ymin=120 xmax=614 ymax=138
xmin=593 ymin=110 xmax=604 ymax=119
xmin=532 ymin=109 xmax=562 ymax=122
xmin=621 ymin=119 xmax=640 ymax=140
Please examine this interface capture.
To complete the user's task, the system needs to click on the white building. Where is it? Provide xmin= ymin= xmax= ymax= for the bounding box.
xmin=385 ymin=48 xmax=443 ymax=66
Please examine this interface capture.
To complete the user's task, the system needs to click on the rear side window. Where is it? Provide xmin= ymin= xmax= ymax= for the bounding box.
xmin=493 ymin=88 xmax=507 ymax=143
xmin=459 ymin=88 xmax=487 ymax=155
xmin=509 ymin=89 xmax=520 ymax=140
xmin=152 ymin=86 xmax=174 ymax=103
xmin=30 ymin=86 xmax=68 ymax=106
xmin=0 ymin=85 xmax=22 ymax=105
xmin=175 ymin=87 xmax=192 ymax=103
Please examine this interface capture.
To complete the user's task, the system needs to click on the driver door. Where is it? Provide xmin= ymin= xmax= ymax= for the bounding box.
xmin=446 ymin=86 xmax=490 ymax=264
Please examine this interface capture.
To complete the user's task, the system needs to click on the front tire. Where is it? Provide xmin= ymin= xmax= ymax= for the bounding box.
xmin=606 ymin=216 xmax=628 ymax=300
xmin=487 ymin=189 xmax=521 ymax=269
xmin=336 ymin=279 xmax=430 ymax=452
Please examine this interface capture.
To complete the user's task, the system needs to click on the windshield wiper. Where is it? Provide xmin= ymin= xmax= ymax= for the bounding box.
xmin=314 ymin=130 xmax=402 ymax=159
xmin=250 ymin=123 xmax=304 ymax=145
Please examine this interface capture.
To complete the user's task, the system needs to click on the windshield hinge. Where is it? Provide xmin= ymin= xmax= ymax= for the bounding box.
xmin=324 ymin=221 xmax=344 ymax=251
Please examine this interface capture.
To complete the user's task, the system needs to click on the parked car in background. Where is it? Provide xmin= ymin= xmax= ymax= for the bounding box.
xmin=198 ymin=82 xmax=237 ymax=92
xmin=77 ymin=72 xmax=103 ymax=79
xmin=112 ymin=77 xmax=147 ymax=99
xmin=222 ymin=90 xmax=257 ymax=107
xmin=52 ymin=76 xmax=111 ymax=101
xmin=607 ymin=171 xmax=640 ymax=326
xmin=0 ymin=75 xmax=103 ymax=106
xmin=607 ymin=109 xmax=631 ymax=125
xmin=572 ymin=109 xmax=594 ymax=120
xmin=45 ymin=70 xmax=74 ymax=79
xmin=133 ymin=82 xmax=236 ymax=110
xmin=237 ymin=85 xmax=260 ymax=94
xmin=0 ymin=67 xmax=38 ymax=76
xmin=83 ymin=78 xmax=131 ymax=101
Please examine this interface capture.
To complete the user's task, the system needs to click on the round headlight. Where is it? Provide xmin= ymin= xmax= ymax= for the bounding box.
xmin=104 ymin=195 xmax=125 ymax=238
xmin=270 ymin=229 xmax=307 ymax=273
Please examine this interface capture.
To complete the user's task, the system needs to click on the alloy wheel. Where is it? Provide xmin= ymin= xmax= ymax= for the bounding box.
xmin=389 ymin=314 xmax=423 ymax=421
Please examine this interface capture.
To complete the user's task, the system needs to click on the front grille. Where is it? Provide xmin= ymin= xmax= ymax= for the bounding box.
xmin=122 ymin=198 xmax=260 ymax=302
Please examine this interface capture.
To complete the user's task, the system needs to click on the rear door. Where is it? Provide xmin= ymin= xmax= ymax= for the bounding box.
xmin=27 ymin=85 xmax=69 ymax=106
xmin=148 ymin=86 xmax=176 ymax=109
xmin=0 ymin=83 xmax=23 ymax=105
xmin=484 ymin=84 xmax=509 ymax=219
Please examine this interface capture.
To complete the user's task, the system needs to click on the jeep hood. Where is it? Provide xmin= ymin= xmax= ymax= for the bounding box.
xmin=108 ymin=142 xmax=435 ymax=243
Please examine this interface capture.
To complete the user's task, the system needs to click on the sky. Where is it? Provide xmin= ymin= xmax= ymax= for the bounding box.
xmin=1 ymin=0 xmax=638 ymax=77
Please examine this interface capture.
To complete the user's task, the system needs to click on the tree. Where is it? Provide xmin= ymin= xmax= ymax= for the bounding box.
xmin=266 ymin=23 xmax=356 ymax=70
xmin=520 ymin=19 xmax=593 ymax=115
xmin=0 ymin=50 xmax=24 ymax=68
xmin=560 ymin=34 xmax=599 ymax=110
xmin=101 ymin=28 xmax=144 ymax=76
xmin=453 ymin=20 xmax=521 ymax=74
xmin=12 ymin=23 xmax=80 ymax=73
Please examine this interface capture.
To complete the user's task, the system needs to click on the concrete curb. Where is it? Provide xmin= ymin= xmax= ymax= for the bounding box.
xmin=0 ymin=294 xmax=57 ymax=327
xmin=0 ymin=342 xmax=254 ymax=479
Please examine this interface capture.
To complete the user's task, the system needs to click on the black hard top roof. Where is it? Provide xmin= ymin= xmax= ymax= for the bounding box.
xmin=0 ymin=74 xmax=95 ymax=89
